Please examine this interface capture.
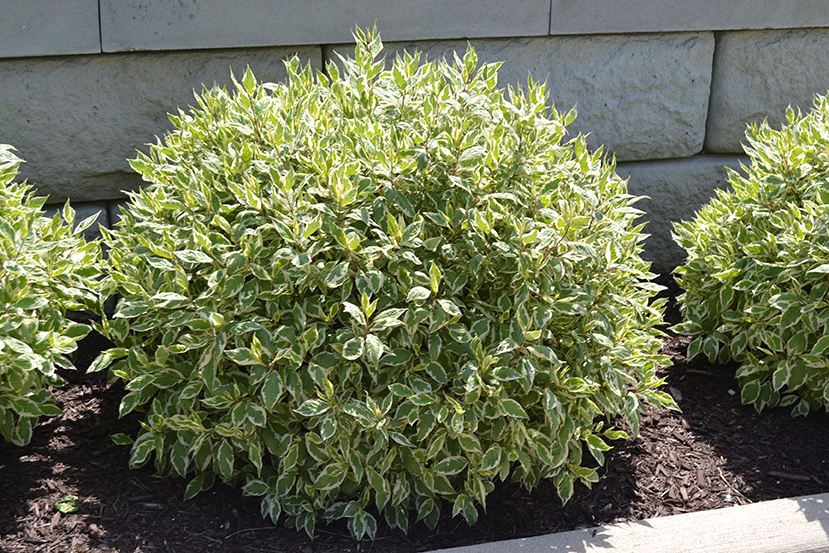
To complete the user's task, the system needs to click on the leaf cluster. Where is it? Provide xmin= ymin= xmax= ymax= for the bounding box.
xmin=0 ymin=145 xmax=102 ymax=445
xmin=98 ymin=28 xmax=674 ymax=539
xmin=674 ymin=94 xmax=829 ymax=416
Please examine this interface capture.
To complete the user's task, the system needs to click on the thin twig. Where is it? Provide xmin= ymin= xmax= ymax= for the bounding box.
xmin=224 ymin=526 xmax=278 ymax=539
xmin=768 ymin=470 xmax=813 ymax=482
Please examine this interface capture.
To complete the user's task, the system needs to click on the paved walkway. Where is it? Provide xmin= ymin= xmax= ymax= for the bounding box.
xmin=430 ymin=492 xmax=829 ymax=553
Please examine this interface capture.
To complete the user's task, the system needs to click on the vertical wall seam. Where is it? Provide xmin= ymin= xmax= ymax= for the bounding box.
xmin=320 ymin=45 xmax=330 ymax=79
xmin=97 ymin=0 xmax=103 ymax=53
xmin=548 ymin=0 xmax=554 ymax=35
xmin=700 ymin=31 xmax=720 ymax=154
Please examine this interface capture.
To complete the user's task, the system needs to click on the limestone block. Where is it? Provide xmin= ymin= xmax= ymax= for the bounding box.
xmin=0 ymin=46 xmax=321 ymax=202
xmin=706 ymin=29 xmax=829 ymax=154
xmin=0 ymin=1 xmax=99 ymax=59
xmin=616 ymin=155 xmax=748 ymax=276
xmin=549 ymin=0 xmax=829 ymax=36
xmin=43 ymin=202 xmax=110 ymax=241
xmin=100 ymin=0 xmax=549 ymax=52
xmin=351 ymin=33 xmax=714 ymax=161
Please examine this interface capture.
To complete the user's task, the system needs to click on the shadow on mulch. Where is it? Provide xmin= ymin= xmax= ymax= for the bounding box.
xmin=2 ymin=282 xmax=829 ymax=552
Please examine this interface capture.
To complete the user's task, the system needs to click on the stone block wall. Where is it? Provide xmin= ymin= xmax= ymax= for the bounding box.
xmin=3 ymin=1 xmax=829 ymax=275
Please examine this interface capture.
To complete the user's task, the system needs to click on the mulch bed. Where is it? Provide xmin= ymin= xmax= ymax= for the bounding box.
xmin=3 ymin=279 xmax=829 ymax=553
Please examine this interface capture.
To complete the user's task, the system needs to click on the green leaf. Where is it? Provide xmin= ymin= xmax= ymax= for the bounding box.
xmin=342 ymin=337 xmax=364 ymax=360
xmin=261 ymin=372 xmax=284 ymax=410
xmin=242 ymin=479 xmax=269 ymax=496
xmin=527 ymin=345 xmax=560 ymax=365
xmin=175 ymin=249 xmax=212 ymax=264
xmin=780 ymin=304 xmax=802 ymax=328
xmin=295 ymin=399 xmax=330 ymax=417
xmin=226 ymin=347 xmax=258 ymax=365
xmin=401 ymin=218 xmax=423 ymax=245
xmin=480 ymin=445 xmax=501 ymax=472
xmin=389 ymin=383 xmax=414 ymax=397
xmin=500 ymin=398 xmax=528 ymax=418
xmin=151 ymin=291 xmax=189 ymax=308
xmin=555 ymin=470 xmax=574 ymax=504
xmin=0 ymin=216 xmax=15 ymax=243
xmin=320 ymin=413 xmax=338 ymax=441
xmin=424 ymin=362 xmax=448 ymax=384
xmin=362 ymin=333 xmax=383 ymax=366
xmin=10 ymin=398 xmax=41 ymax=417
xmin=437 ymin=299 xmax=462 ymax=318
xmin=88 ymin=348 xmax=128 ymax=373
xmin=324 ymin=262 xmax=350 ymax=288
xmin=314 ymin=464 xmax=348 ymax=490
xmin=407 ymin=286 xmax=431 ymax=302
xmin=741 ymin=380 xmax=761 ymax=404
xmin=429 ymin=263 xmax=442 ymax=294
xmin=129 ymin=434 xmax=157 ymax=467
xmin=54 ymin=495 xmax=80 ymax=514
xmin=111 ymin=433 xmax=134 ymax=445
xmin=242 ymin=66 xmax=257 ymax=94
xmin=687 ymin=337 xmax=703 ymax=361
xmin=342 ymin=302 xmax=366 ymax=326
xmin=183 ymin=473 xmax=215 ymax=501
xmin=788 ymin=331 xmax=808 ymax=355
xmin=807 ymin=263 xmax=829 ymax=275
xmin=433 ymin=456 xmax=468 ymax=476
xmin=217 ymin=439 xmax=235 ymax=480
xmin=811 ymin=335 xmax=829 ymax=355
xmin=246 ymin=403 xmax=268 ymax=427
xmin=38 ymin=404 xmax=63 ymax=417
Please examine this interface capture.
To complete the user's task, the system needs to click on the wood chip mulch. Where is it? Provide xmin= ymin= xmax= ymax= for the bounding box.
xmin=2 ymin=283 xmax=829 ymax=552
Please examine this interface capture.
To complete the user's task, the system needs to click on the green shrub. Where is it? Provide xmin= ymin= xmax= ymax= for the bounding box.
xmin=673 ymin=94 xmax=829 ymax=416
xmin=97 ymin=29 xmax=675 ymax=539
xmin=0 ymin=145 xmax=102 ymax=445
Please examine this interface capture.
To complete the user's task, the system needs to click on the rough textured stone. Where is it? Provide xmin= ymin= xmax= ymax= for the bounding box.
xmin=706 ymin=29 xmax=829 ymax=154
xmin=549 ymin=0 xmax=829 ymax=35
xmin=616 ymin=155 xmax=748 ymax=276
xmin=43 ymin=202 xmax=110 ymax=241
xmin=0 ymin=1 xmax=99 ymax=59
xmin=345 ymin=33 xmax=714 ymax=161
xmin=0 ymin=46 xmax=321 ymax=202
xmin=100 ymin=0 xmax=549 ymax=52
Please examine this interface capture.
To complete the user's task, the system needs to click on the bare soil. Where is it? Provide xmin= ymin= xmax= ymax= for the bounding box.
xmin=3 ymin=281 xmax=829 ymax=552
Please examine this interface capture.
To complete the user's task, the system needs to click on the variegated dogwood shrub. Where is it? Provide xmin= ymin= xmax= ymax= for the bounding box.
xmin=0 ymin=145 xmax=102 ymax=445
xmin=96 ymin=28 xmax=676 ymax=539
xmin=674 ymin=94 xmax=829 ymax=416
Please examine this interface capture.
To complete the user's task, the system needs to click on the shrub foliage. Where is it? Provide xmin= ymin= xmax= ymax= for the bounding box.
xmin=0 ymin=145 xmax=102 ymax=445
xmin=98 ymin=29 xmax=675 ymax=538
xmin=674 ymin=94 xmax=829 ymax=416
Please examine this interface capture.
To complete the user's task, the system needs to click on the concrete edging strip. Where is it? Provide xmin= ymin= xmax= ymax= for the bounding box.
xmin=430 ymin=492 xmax=829 ymax=553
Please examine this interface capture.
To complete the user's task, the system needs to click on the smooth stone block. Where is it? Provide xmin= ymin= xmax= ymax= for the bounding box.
xmin=100 ymin=0 xmax=549 ymax=53
xmin=0 ymin=46 xmax=321 ymax=202
xmin=349 ymin=32 xmax=714 ymax=162
xmin=706 ymin=29 xmax=829 ymax=154
xmin=549 ymin=0 xmax=829 ymax=36
xmin=0 ymin=1 xmax=100 ymax=59
xmin=617 ymin=155 xmax=748 ymax=276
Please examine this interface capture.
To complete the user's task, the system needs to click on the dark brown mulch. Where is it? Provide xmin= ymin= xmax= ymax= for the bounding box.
xmin=3 ymin=281 xmax=829 ymax=553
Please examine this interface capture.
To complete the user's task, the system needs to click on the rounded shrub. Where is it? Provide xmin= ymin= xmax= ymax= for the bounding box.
xmin=98 ymin=29 xmax=675 ymax=538
xmin=0 ymin=145 xmax=103 ymax=445
xmin=674 ymin=94 xmax=829 ymax=416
